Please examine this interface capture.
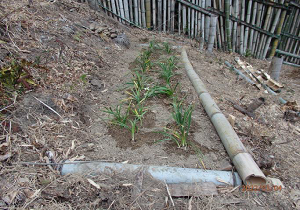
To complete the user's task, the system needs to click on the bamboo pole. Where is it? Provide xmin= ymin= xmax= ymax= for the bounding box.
xmin=239 ymin=0 xmax=245 ymax=54
xmin=213 ymin=0 xmax=221 ymax=49
xmin=218 ymin=0 xmax=225 ymax=50
xmin=251 ymin=3 xmax=263 ymax=54
xmin=286 ymin=11 xmax=300 ymax=61
xmin=115 ymin=0 xmax=121 ymax=22
xmin=153 ymin=0 xmax=156 ymax=30
xmin=141 ymin=0 xmax=146 ymax=28
xmin=208 ymin=15 xmax=218 ymax=52
xmin=178 ymin=2 xmax=181 ymax=34
xmin=280 ymin=7 xmax=295 ymax=51
xmin=158 ymin=0 xmax=162 ymax=31
xmin=252 ymin=4 xmax=265 ymax=56
xmin=197 ymin=0 xmax=202 ymax=39
xmin=232 ymin=0 xmax=238 ymax=52
xmin=134 ymin=0 xmax=139 ymax=25
xmin=138 ymin=0 xmax=142 ymax=26
xmin=103 ymin=0 xmax=109 ymax=15
xmin=195 ymin=0 xmax=199 ymax=38
xmin=123 ymin=0 xmax=130 ymax=21
xmin=118 ymin=0 xmax=125 ymax=23
xmin=183 ymin=4 xmax=187 ymax=34
xmin=181 ymin=48 xmax=267 ymax=186
xmin=111 ymin=0 xmax=118 ymax=20
xmin=262 ymin=0 xmax=285 ymax=59
xmin=248 ymin=2 xmax=257 ymax=53
xmin=129 ymin=0 xmax=133 ymax=22
xmin=168 ymin=0 xmax=171 ymax=30
xmin=205 ymin=0 xmax=211 ymax=42
xmin=163 ymin=0 xmax=167 ymax=31
xmin=191 ymin=0 xmax=195 ymax=38
xmin=188 ymin=2 xmax=191 ymax=37
xmin=107 ymin=0 xmax=112 ymax=17
xmin=171 ymin=0 xmax=175 ymax=32
xmin=145 ymin=0 xmax=151 ymax=29
xmin=200 ymin=0 xmax=205 ymax=49
xmin=243 ymin=0 xmax=252 ymax=53
xmin=225 ymin=0 xmax=232 ymax=52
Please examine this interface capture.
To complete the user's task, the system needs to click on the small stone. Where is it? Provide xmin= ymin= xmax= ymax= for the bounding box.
xmin=110 ymin=33 xmax=117 ymax=38
xmin=269 ymin=155 xmax=275 ymax=159
xmin=89 ymin=22 xmax=97 ymax=31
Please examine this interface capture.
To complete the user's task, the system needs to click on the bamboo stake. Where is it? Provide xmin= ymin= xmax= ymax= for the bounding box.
xmin=191 ymin=0 xmax=195 ymax=38
xmin=183 ymin=4 xmax=187 ymax=34
xmin=279 ymin=7 xmax=295 ymax=51
xmin=141 ymin=0 xmax=146 ymax=28
xmin=262 ymin=0 xmax=285 ymax=59
xmin=208 ymin=15 xmax=218 ymax=53
xmin=118 ymin=0 xmax=125 ymax=23
xmin=153 ymin=0 xmax=156 ymax=30
xmin=225 ymin=0 xmax=232 ymax=51
xmin=178 ymin=2 xmax=182 ymax=35
xmin=243 ymin=0 xmax=252 ymax=53
xmin=232 ymin=0 xmax=238 ymax=52
xmin=107 ymin=0 xmax=112 ymax=17
xmin=111 ymin=0 xmax=118 ymax=20
xmin=168 ymin=0 xmax=171 ymax=30
xmin=205 ymin=0 xmax=211 ymax=42
xmin=123 ymin=0 xmax=130 ymax=21
xmin=145 ymin=0 xmax=151 ymax=29
xmin=129 ymin=0 xmax=133 ymax=22
xmin=134 ymin=0 xmax=139 ymax=25
xmin=163 ymin=0 xmax=167 ymax=31
xmin=171 ymin=0 xmax=175 ymax=32
xmin=248 ymin=2 xmax=257 ymax=53
xmin=158 ymin=0 xmax=162 ymax=31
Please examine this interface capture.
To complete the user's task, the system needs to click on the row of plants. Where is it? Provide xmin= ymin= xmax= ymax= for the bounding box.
xmin=102 ymin=41 xmax=194 ymax=148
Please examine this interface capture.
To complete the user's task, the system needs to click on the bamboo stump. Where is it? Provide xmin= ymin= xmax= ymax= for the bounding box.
xmin=269 ymin=56 xmax=283 ymax=81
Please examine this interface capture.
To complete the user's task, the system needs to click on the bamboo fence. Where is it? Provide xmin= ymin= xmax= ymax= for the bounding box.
xmin=92 ymin=0 xmax=300 ymax=65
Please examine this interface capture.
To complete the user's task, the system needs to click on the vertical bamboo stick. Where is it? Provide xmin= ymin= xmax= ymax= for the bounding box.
xmin=168 ymin=0 xmax=171 ymax=30
xmin=225 ymin=0 xmax=232 ymax=51
xmin=182 ymin=4 xmax=187 ymax=34
xmin=239 ymin=0 xmax=245 ymax=55
xmin=129 ymin=0 xmax=133 ymax=22
xmin=243 ymin=0 xmax=252 ymax=53
xmin=191 ymin=0 xmax=195 ymax=38
xmin=153 ymin=0 xmax=157 ymax=30
xmin=103 ymin=0 xmax=109 ymax=15
xmin=262 ymin=0 xmax=285 ymax=59
xmin=187 ymin=3 xmax=191 ymax=37
xmin=252 ymin=3 xmax=264 ymax=55
xmin=279 ymin=7 xmax=294 ymax=51
xmin=134 ymin=0 xmax=139 ymax=25
xmin=115 ymin=0 xmax=121 ymax=22
xmin=171 ymin=0 xmax=175 ymax=32
xmin=248 ymin=2 xmax=257 ymax=53
xmin=195 ymin=0 xmax=199 ymax=38
xmin=232 ymin=0 xmax=239 ymax=52
xmin=200 ymin=0 xmax=205 ymax=49
xmin=123 ymin=0 xmax=130 ymax=21
xmin=163 ymin=0 xmax=167 ymax=32
xmin=205 ymin=0 xmax=211 ymax=42
xmin=158 ymin=0 xmax=162 ymax=31
xmin=208 ymin=15 xmax=218 ymax=52
xmin=212 ymin=0 xmax=221 ymax=49
xmin=111 ymin=0 xmax=118 ymax=21
xmin=141 ymin=0 xmax=146 ymax=27
xmin=178 ymin=2 xmax=182 ymax=35
xmin=118 ymin=0 xmax=125 ymax=23
xmin=285 ymin=9 xmax=299 ymax=53
xmin=145 ymin=0 xmax=151 ymax=29
xmin=138 ymin=0 xmax=142 ymax=26
xmin=218 ymin=0 xmax=225 ymax=50
xmin=107 ymin=0 xmax=112 ymax=16
xmin=197 ymin=0 xmax=202 ymax=39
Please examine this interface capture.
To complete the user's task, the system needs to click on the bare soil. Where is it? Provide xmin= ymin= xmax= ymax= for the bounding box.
xmin=0 ymin=0 xmax=300 ymax=209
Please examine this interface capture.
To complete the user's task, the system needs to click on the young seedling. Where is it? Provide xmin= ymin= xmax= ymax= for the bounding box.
xmin=163 ymin=42 xmax=172 ymax=54
xmin=147 ymin=83 xmax=178 ymax=98
xmin=102 ymin=104 xmax=129 ymax=128
xmin=159 ymin=56 xmax=177 ymax=84
xmin=131 ymin=103 xmax=148 ymax=126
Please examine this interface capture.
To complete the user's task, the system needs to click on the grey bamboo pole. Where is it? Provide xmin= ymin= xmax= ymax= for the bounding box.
xmin=123 ymin=0 xmax=130 ymax=21
xmin=141 ymin=0 xmax=146 ymax=28
xmin=129 ymin=0 xmax=133 ymax=22
xmin=248 ymin=1 xmax=257 ymax=53
xmin=187 ymin=2 xmax=191 ymax=37
xmin=153 ymin=0 xmax=156 ymax=30
xmin=208 ymin=15 xmax=218 ymax=53
xmin=286 ymin=11 xmax=300 ymax=61
xmin=145 ymin=0 xmax=151 ymax=29
xmin=115 ymin=0 xmax=121 ymax=22
xmin=138 ymin=0 xmax=142 ymax=26
xmin=218 ymin=0 xmax=225 ymax=50
xmin=107 ymin=0 xmax=112 ymax=17
xmin=183 ymin=4 xmax=187 ymax=34
xmin=103 ymin=0 xmax=109 ymax=15
xmin=181 ymin=48 xmax=267 ymax=186
xmin=111 ymin=0 xmax=118 ymax=20
xmin=213 ymin=0 xmax=221 ymax=49
xmin=168 ymin=0 xmax=171 ymax=30
xmin=262 ymin=0 xmax=285 ymax=59
xmin=197 ymin=0 xmax=202 ymax=39
xmin=252 ymin=4 xmax=265 ymax=56
xmin=251 ymin=3 xmax=263 ymax=54
xmin=171 ymin=0 xmax=175 ymax=32
xmin=191 ymin=0 xmax=196 ymax=38
xmin=200 ymin=0 xmax=205 ymax=50
xmin=280 ymin=6 xmax=295 ymax=51
xmin=118 ymin=0 xmax=125 ymax=23
xmin=158 ymin=0 xmax=162 ymax=31
xmin=134 ymin=0 xmax=139 ymax=25
xmin=178 ymin=1 xmax=182 ymax=35
xmin=205 ymin=0 xmax=211 ymax=42
xmin=163 ymin=0 xmax=167 ymax=31
xmin=243 ymin=0 xmax=252 ymax=53
xmin=195 ymin=0 xmax=199 ymax=38
xmin=232 ymin=0 xmax=238 ymax=52
xmin=225 ymin=0 xmax=232 ymax=52
xmin=239 ymin=0 xmax=245 ymax=54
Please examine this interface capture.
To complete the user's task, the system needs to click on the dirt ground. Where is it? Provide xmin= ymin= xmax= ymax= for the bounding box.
xmin=0 ymin=0 xmax=300 ymax=209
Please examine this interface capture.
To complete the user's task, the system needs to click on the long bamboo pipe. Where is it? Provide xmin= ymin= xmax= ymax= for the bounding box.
xmin=181 ymin=48 xmax=266 ymax=185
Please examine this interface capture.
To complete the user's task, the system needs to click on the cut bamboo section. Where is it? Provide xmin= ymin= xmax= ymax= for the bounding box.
xmin=141 ymin=0 xmax=146 ymax=27
xmin=181 ymin=48 xmax=267 ymax=186
xmin=208 ymin=15 xmax=218 ymax=53
xmin=145 ymin=0 xmax=151 ymax=29
xmin=133 ymin=0 xmax=139 ymax=25
xmin=158 ymin=0 xmax=162 ymax=31
xmin=153 ymin=0 xmax=156 ymax=30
